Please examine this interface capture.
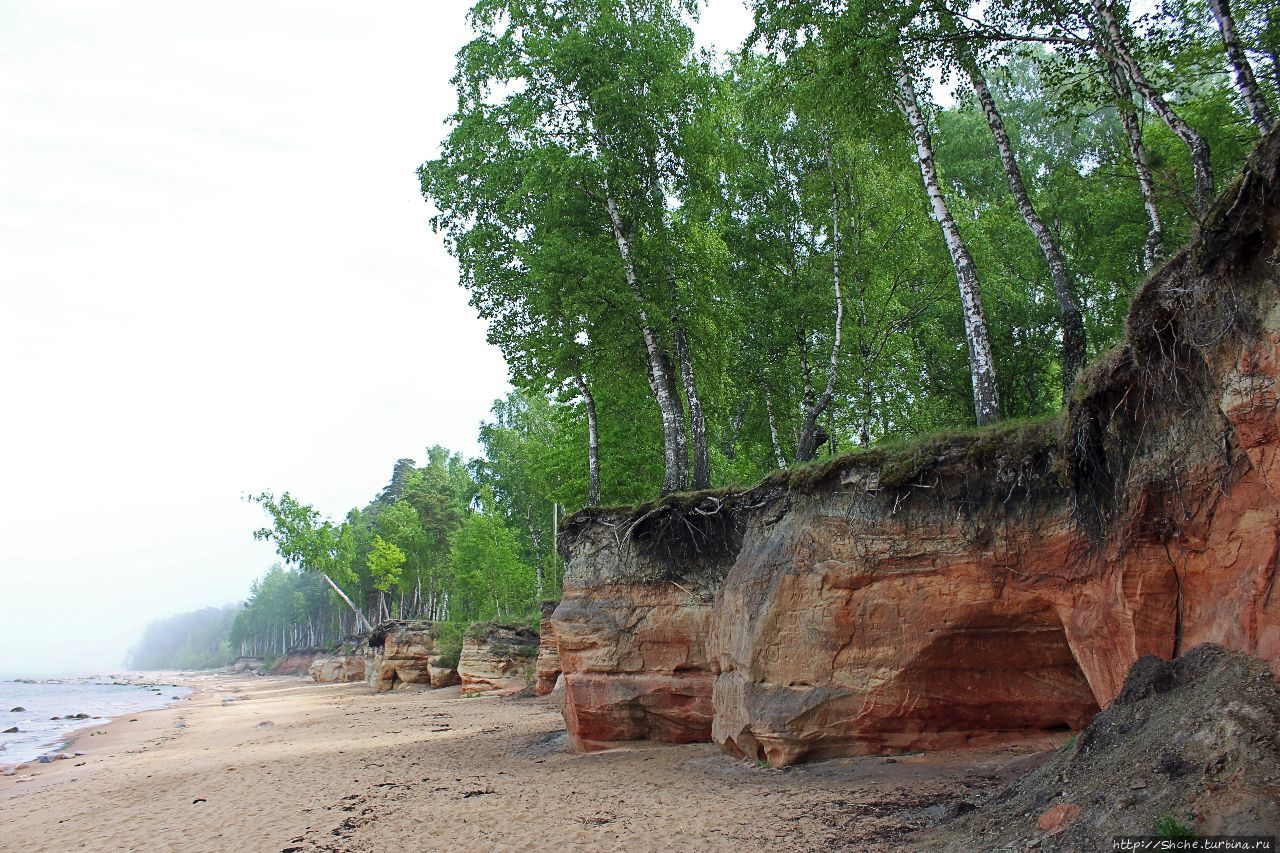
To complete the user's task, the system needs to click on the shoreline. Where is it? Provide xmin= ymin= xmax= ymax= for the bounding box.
xmin=0 ymin=674 xmax=218 ymax=788
xmin=0 ymin=673 xmax=205 ymax=772
xmin=0 ymin=672 xmax=1062 ymax=851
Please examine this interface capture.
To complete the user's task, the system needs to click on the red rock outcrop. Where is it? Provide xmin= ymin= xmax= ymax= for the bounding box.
xmin=365 ymin=621 xmax=456 ymax=691
xmin=272 ymin=647 xmax=329 ymax=676
xmin=535 ymin=601 xmax=562 ymax=696
xmin=458 ymin=623 xmax=539 ymax=694
xmin=554 ymin=128 xmax=1280 ymax=765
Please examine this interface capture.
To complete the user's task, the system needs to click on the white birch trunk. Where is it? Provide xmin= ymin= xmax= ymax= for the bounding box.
xmin=605 ymin=194 xmax=689 ymax=493
xmin=1105 ymin=59 xmax=1166 ymax=271
xmin=963 ymin=52 xmax=1085 ymax=394
xmin=894 ymin=59 xmax=1002 ymax=425
xmin=1091 ymin=0 xmax=1215 ymax=215
xmin=1208 ymin=0 xmax=1274 ymax=133
xmin=573 ymin=373 xmax=601 ymax=506
xmin=321 ymin=572 xmax=372 ymax=633
xmin=765 ymin=390 xmax=787 ymax=470
xmin=796 ymin=136 xmax=845 ymax=461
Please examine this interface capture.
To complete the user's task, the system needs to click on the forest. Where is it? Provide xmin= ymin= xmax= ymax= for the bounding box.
xmin=212 ymin=0 xmax=1276 ymax=659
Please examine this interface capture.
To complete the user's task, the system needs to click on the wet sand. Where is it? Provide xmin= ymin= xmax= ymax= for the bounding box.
xmin=0 ymin=675 xmax=1059 ymax=851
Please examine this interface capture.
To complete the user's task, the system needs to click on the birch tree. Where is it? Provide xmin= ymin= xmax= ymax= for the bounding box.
xmin=1207 ymin=0 xmax=1274 ymax=132
xmin=954 ymin=42 xmax=1086 ymax=392
xmin=894 ymin=57 xmax=1002 ymax=425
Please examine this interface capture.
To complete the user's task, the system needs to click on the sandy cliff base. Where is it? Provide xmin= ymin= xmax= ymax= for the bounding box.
xmin=0 ymin=675 xmax=1062 ymax=851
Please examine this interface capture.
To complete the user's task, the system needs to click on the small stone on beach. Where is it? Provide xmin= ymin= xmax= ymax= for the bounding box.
xmin=255 ymin=721 xmax=274 ymax=729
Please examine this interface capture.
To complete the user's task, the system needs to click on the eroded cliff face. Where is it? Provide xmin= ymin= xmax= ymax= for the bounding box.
xmin=310 ymin=654 xmax=366 ymax=683
xmin=365 ymin=621 xmax=457 ymax=691
xmin=458 ymin=623 xmax=539 ymax=694
xmin=553 ymin=129 xmax=1280 ymax=766
xmin=535 ymin=601 xmax=562 ymax=697
xmin=272 ymin=648 xmax=329 ymax=676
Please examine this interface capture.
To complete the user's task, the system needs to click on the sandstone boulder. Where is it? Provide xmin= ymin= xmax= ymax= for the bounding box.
xmin=309 ymin=655 xmax=366 ymax=683
xmin=535 ymin=601 xmax=561 ymax=696
xmin=458 ymin=622 xmax=539 ymax=694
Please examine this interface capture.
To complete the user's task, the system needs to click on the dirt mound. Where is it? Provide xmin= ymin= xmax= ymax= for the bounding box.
xmin=931 ymin=644 xmax=1280 ymax=850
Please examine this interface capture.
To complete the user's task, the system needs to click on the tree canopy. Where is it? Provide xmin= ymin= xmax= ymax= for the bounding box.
xmin=212 ymin=0 xmax=1275 ymax=656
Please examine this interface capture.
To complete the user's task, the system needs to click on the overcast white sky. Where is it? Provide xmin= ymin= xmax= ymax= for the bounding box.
xmin=0 ymin=1 xmax=754 ymax=676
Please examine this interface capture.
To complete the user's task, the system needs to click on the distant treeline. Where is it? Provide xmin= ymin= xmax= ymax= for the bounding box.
xmin=240 ymin=436 xmax=554 ymax=659
xmin=126 ymin=605 xmax=240 ymax=671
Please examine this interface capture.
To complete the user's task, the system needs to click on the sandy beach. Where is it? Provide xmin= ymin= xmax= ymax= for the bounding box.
xmin=0 ymin=675 xmax=1060 ymax=851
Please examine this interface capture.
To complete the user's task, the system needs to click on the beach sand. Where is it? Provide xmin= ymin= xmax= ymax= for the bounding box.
xmin=0 ymin=675 xmax=1059 ymax=851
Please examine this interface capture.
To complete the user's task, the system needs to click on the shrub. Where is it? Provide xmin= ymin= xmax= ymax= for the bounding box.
xmin=1154 ymin=814 xmax=1196 ymax=840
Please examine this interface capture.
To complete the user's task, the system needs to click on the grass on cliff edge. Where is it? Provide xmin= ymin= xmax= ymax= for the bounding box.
xmin=565 ymin=414 xmax=1064 ymax=528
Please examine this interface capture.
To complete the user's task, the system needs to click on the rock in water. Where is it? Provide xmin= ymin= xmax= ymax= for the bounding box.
xmin=9 ymin=707 xmax=24 ymax=713
xmin=2 ymin=727 xmax=17 ymax=734
xmin=933 ymin=645 xmax=1280 ymax=850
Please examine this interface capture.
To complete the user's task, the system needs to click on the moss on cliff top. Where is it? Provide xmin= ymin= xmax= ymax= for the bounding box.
xmin=562 ymin=415 xmax=1062 ymax=536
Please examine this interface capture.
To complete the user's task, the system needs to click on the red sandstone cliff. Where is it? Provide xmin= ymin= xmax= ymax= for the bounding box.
xmin=535 ymin=601 xmax=562 ymax=696
xmin=553 ymin=128 xmax=1280 ymax=766
xmin=458 ymin=622 xmax=539 ymax=694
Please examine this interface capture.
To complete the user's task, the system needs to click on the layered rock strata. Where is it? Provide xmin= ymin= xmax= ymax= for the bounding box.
xmin=365 ymin=621 xmax=457 ymax=691
xmin=554 ymin=128 xmax=1280 ymax=765
xmin=272 ymin=647 xmax=329 ymax=676
xmin=535 ymin=601 xmax=562 ymax=697
xmin=458 ymin=623 xmax=539 ymax=694
xmin=309 ymin=654 xmax=366 ymax=683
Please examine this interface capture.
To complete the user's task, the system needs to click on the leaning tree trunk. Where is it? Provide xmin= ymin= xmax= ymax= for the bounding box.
xmin=796 ymin=136 xmax=846 ymax=461
xmin=894 ymin=59 xmax=1001 ymax=425
xmin=1090 ymin=0 xmax=1215 ymax=215
xmin=962 ymin=51 xmax=1085 ymax=396
xmin=321 ymin=572 xmax=372 ymax=633
xmin=573 ymin=373 xmax=601 ymax=506
xmin=1208 ymin=0 xmax=1274 ymax=133
xmin=1105 ymin=58 xmax=1166 ymax=271
xmin=605 ymin=193 xmax=689 ymax=493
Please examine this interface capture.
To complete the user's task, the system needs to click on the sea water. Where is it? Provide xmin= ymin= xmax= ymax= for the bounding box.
xmin=0 ymin=680 xmax=191 ymax=766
